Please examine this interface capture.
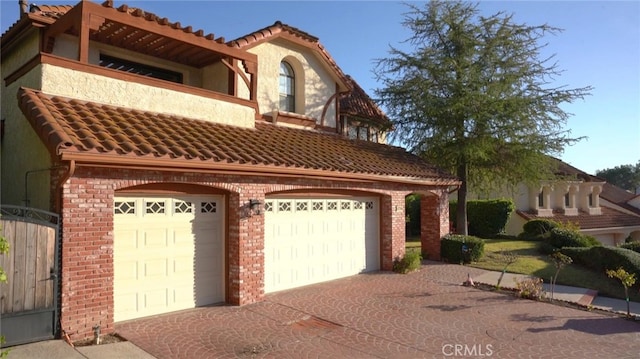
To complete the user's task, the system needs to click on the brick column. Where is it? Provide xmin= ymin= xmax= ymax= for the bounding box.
xmin=228 ymin=189 xmax=265 ymax=305
xmin=59 ymin=176 xmax=115 ymax=341
xmin=380 ymin=193 xmax=407 ymax=270
xmin=420 ymin=190 xmax=450 ymax=261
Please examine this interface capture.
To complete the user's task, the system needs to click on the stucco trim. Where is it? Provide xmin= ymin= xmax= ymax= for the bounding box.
xmin=35 ymin=53 xmax=258 ymax=112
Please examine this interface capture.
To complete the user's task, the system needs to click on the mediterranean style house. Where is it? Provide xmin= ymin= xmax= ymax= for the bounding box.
xmin=0 ymin=0 xmax=458 ymax=343
xmin=465 ymin=158 xmax=640 ymax=245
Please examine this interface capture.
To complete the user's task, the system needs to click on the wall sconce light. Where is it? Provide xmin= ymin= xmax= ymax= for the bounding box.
xmin=249 ymin=199 xmax=263 ymax=216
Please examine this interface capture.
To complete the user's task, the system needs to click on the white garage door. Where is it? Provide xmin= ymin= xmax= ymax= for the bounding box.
xmin=264 ymin=197 xmax=380 ymax=293
xmin=113 ymin=194 xmax=224 ymax=322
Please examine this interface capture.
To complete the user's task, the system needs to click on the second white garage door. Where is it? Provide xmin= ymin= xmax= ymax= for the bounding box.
xmin=264 ymin=197 xmax=380 ymax=293
xmin=113 ymin=194 xmax=225 ymax=322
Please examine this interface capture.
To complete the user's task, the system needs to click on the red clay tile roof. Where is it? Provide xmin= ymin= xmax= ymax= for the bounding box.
xmin=552 ymin=157 xmax=605 ymax=182
xmin=601 ymin=183 xmax=640 ymax=215
xmin=229 ymin=21 xmax=351 ymax=91
xmin=340 ymin=75 xmax=390 ymax=127
xmin=517 ymin=207 xmax=640 ymax=230
xmin=17 ymin=87 xmax=458 ymax=185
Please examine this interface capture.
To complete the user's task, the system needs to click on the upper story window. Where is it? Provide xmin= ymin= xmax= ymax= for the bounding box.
xmin=279 ymin=61 xmax=295 ymax=112
xmin=99 ymin=54 xmax=183 ymax=84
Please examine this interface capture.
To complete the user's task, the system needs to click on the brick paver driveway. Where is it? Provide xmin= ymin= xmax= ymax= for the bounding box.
xmin=116 ymin=262 xmax=639 ymax=358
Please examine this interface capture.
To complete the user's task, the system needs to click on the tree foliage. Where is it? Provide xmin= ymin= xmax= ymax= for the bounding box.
xmin=375 ymin=1 xmax=592 ymax=234
xmin=596 ymin=161 xmax=640 ymax=193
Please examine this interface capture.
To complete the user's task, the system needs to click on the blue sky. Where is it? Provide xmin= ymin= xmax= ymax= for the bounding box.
xmin=1 ymin=0 xmax=638 ymax=175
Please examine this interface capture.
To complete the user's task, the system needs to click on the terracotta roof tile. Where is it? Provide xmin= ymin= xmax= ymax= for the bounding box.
xmin=552 ymin=157 xmax=605 ymax=182
xmin=17 ymin=87 xmax=457 ymax=185
xmin=340 ymin=75 xmax=390 ymax=127
xmin=601 ymin=183 xmax=640 ymax=216
xmin=517 ymin=207 xmax=640 ymax=230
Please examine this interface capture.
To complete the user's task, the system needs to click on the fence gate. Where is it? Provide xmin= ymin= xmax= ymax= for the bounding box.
xmin=0 ymin=205 xmax=60 ymax=346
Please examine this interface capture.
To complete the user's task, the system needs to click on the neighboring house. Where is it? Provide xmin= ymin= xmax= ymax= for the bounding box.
xmin=0 ymin=1 xmax=458 ymax=342
xmin=464 ymin=158 xmax=640 ymax=245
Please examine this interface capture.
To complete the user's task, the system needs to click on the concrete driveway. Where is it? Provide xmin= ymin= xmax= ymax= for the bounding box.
xmin=116 ymin=262 xmax=640 ymax=358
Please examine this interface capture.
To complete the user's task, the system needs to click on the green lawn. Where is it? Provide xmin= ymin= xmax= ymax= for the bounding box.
xmin=406 ymin=238 xmax=640 ymax=302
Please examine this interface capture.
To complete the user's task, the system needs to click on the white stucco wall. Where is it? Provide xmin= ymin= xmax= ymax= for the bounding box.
xmin=248 ymin=40 xmax=338 ymax=127
xmin=41 ymin=64 xmax=256 ymax=127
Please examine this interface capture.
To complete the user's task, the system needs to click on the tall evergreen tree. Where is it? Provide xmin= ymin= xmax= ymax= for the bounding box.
xmin=596 ymin=162 xmax=640 ymax=193
xmin=375 ymin=1 xmax=592 ymax=234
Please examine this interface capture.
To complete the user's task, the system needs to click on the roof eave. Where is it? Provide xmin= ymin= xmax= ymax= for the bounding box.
xmin=58 ymin=151 xmax=459 ymax=187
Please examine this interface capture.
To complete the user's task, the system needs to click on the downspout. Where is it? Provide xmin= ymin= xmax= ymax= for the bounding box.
xmin=24 ymin=165 xmax=66 ymax=207
xmin=55 ymin=160 xmax=76 ymax=214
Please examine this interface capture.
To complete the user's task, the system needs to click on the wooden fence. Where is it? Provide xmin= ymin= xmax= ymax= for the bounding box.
xmin=0 ymin=218 xmax=56 ymax=315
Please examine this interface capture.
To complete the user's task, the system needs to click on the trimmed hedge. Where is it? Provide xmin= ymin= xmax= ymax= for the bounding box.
xmin=561 ymin=246 xmax=640 ymax=279
xmin=548 ymin=228 xmax=600 ymax=248
xmin=522 ymin=219 xmax=560 ymax=236
xmin=441 ymin=234 xmax=485 ymax=264
xmin=620 ymin=241 xmax=640 ymax=254
xmin=449 ymin=199 xmax=514 ymax=238
xmin=393 ymin=250 xmax=422 ymax=274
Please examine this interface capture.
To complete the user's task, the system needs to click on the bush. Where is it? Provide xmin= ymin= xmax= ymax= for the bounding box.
xmin=393 ymin=250 xmax=422 ymax=274
xmin=515 ymin=277 xmax=545 ymax=300
xmin=537 ymin=241 xmax=558 ymax=255
xmin=620 ymin=241 xmax=640 ymax=254
xmin=561 ymin=246 xmax=640 ymax=280
xmin=548 ymin=228 xmax=598 ymax=248
xmin=522 ymin=219 xmax=560 ymax=236
xmin=450 ymin=199 xmax=514 ymax=238
xmin=441 ymin=234 xmax=485 ymax=264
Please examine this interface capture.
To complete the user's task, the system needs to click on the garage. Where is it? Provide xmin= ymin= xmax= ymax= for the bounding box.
xmin=264 ymin=196 xmax=380 ymax=293
xmin=113 ymin=194 xmax=225 ymax=322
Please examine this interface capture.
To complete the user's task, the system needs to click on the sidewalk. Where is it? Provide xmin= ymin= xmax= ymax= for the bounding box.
xmin=472 ymin=270 xmax=640 ymax=318
xmin=5 ymin=339 xmax=156 ymax=359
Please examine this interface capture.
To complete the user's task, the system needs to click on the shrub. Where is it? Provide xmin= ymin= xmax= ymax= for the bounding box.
xmin=441 ymin=234 xmax=485 ymax=264
xmin=548 ymin=228 xmax=598 ymax=248
xmin=450 ymin=200 xmax=514 ymax=238
xmin=561 ymin=246 xmax=640 ymax=280
xmin=393 ymin=250 xmax=422 ymax=274
xmin=522 ymin=219 xmax=560 ymax=236
xmin=515 ymin=277 xmax=546 ymax=300
xmin=620 ymin=241 xmax=640 ymax=254
xmin=537 ymin=241 xmax=558 ymax=255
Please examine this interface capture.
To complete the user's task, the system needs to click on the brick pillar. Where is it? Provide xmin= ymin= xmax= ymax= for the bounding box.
xmin=228 ymin=190 xmax=265 ymax=305
xmin=60 ymin=176 xmax=115 ymax=341
xmin=380 ymin=193 xmax=407 ymax=270
xmin=420 ymin=190 xmax=450 ymax=261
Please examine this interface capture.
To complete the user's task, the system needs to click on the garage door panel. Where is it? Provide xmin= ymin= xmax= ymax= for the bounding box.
xmin=143 ymin=258 xmax=169 ymax=279
xmin=143 ymin=229 xmax=169 ymax=248
xmin=114 ymin=194 xmax=224 ymax=322
xmin=265 ymin=197 xmax=379 ymax=293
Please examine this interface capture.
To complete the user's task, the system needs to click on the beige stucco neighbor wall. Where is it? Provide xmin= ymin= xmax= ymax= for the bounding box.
xmin=1 ymin=29 xmax=40 ymax=75
xmin=1 ymin=64 xmax=52 ymax=209
xmin=41 ymin=64 xmax=256 ymax=127
xmin=248 ymin=40 xmax=338 ymax=127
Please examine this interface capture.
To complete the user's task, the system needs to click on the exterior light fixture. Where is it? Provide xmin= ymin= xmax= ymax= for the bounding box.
xmin=249 ymin=199 xmax=263 ymax=215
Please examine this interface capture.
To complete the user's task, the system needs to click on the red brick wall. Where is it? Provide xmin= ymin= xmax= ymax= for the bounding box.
xmin=420 ymin=190 xmax=450 ymax=260
xmin=59 ymin=175 xmax=115 ymax=341
xmin=57 ymin=166 xmax=449 ymax=341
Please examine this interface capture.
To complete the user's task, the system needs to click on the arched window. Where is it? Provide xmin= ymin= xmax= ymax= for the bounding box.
xmin=279 ymin=61 xmax=295 ymax=112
